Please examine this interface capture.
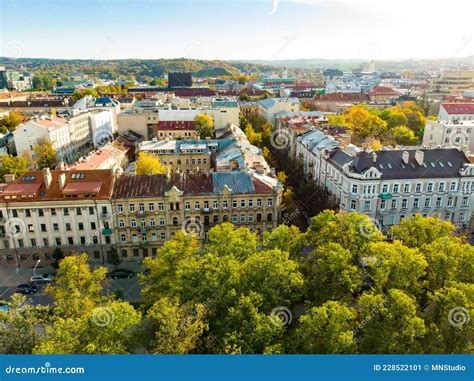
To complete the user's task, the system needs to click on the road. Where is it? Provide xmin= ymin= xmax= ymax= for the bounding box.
xmin=0 ymin=263 xmax=143 ymax=305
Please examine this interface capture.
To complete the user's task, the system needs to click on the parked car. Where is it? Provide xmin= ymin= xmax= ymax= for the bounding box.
xmin=107 ymin=270 xmax=134 ymax=279
xmin=15 ymin=283 xmax=38 ymax=295
xmin=30 ymin=274 xmax=53 ymax=283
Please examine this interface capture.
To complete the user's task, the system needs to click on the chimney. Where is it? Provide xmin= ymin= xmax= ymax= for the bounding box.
xmin=4 ymin=174 xmax=15 ymax=183
xmin=402 ymin=150 xmax=409 ymax=164
xmin=43 ymin=168 xmax=52 ymax=189
xmin=58 ymin=173 xmax=66 ymax=190
xmin=371 ymin=152 xmax=377 ymax=163
xmin=415 ymin=150 xmax=424 ymax=166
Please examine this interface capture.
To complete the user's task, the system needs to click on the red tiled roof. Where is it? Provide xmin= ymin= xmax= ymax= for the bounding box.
xmin=155 ymin=121 xmax=195 ymax=131
xmin=314 ymin=93 xmax=370 ymax=102
xmin=62 ymin=181 xmax=102 ymax=194
xmin=441 ymin=103 xmax=474 ymax=115
xmin=2 ymin=183 xmax=42 ymax=196
xmin=369 ymin=86 xmax=399 ymax=95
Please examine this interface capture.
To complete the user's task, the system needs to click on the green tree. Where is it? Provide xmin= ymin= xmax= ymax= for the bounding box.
xmin=0 ymin=294 xmax=47 ymax=354
xmin=71 ymin=88 xmax=99 ymax=102
xmin=391 ymin=125 xmax=418 ymax=145
xmin=135 ymin=152 xmax=167 ymax=175
xmin=357 ymin=290 xmax=426 ymax=354
xmin=140 ymin=297 xmax=207 ymax=354
xmin=390 ymin=215 xmax=455 ymax=248
xmin=194 ymin=114 xmax=215 ymax=139
xmin=0 ymin=154 xmax=30 ymax=182
xmin=206 ymin=223 xmax=257 ymax=261
xmin=289 ymin=301 xmax=356 ymax=353
xmin=262 ymin=224 xmax=301 ymax=253
xmin=33 ymin=139 xmax=56 ymax=169
xmin=302 ymin=242 xmax=361 ymax=305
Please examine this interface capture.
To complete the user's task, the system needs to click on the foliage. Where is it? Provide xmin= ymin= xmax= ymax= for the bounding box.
xmin=194 ymin=114 xmax=215 ymax=139
xmin=135 ymin=152 xmax=167 ymax=175
xmin=72 ymin=88 xmax=99 ymax=102
xmin=0 ymin=153 xmax=31 ymax=182
xmin=33 ymin=139 xmax=56 ymax=169
xmin=32 ymin=75 xmax=55 ymax=90
xmin=391 ymin=125 xmax=418 ymax=145
xmin=0 ymin=111 xmax=26 ymax=133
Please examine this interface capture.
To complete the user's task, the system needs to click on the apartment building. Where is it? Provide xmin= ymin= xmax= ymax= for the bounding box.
xmin=438 ymin=103 xmax=474 ymax=122
xmin=0 ymin=169 xmax=116 ymax=267
xmin=258 ymin=98 xmax=300 ymax=123
xmin=423 ymin=119 xmax=473 ymax=153
xmin=111 ymin=172 xmax=281 ymax=260
xmin=429 ymin=70 xmax=474 ymax=99
xmin=317 ymin=147 xmax=474 ymax=231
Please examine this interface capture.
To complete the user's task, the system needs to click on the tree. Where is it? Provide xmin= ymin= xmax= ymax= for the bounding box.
xmin=140 ymin=297 xmax=207 ymax=354
xmin=0 ymin=294 xmax=47 ymax=354
xmin=424 ymin=282 xmax=474 ymax=354
xmin=289 ymin=301 xmax=356 ymax=354
xmin=344 ymin=106 xmax=387 ymax=139
xmin=32 ymin=75 xmax=55 ymax=91
xmin=302 ymin=242 xmax=361 ymax=305
xmin=367 ymin=241 xmax=428 ymax=294
xmin=194 ymin=114 xmax=215 ymax=139
xmin=34 ymin=301 xmax=141 ymax=354
xmin=0 ymin=154 xmax=30 ymax=182
xmin=357 ymin=290 xmax=426 ymax=354
xmin=135 ymin=152 xmax=167 ymax=175
xmin=33 ymin=139 xmax=56 ymax=169
xmin=0 ymin=111 xmax=25 ymax=133
xmin=306 ymin=210 xmax=384 ymax=262
xmin=390 ymin=215 xmax=455 ymax=248
xmin=206 ymin=223 xmax=257 ymax=261
xmin=262 ymin=224 xmax=301 ymax=253
xmin=51 ymin=247 xmax=64 ymax=270
xmin=391 ymin=125 xmax=418 ymax=145
xmin=71 ymin=88 xmax=99 ymax=102
xmin=45 ymin=253 xmax=108 ymax=318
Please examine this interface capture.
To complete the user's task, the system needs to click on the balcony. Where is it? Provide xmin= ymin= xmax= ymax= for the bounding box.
xmin=202 ymin=208 xmax=210 ymax=213
xmin=101 ymin=228 xmax=113 ymax=235
xmin=100 ymin=213 xmax=110 ymax=220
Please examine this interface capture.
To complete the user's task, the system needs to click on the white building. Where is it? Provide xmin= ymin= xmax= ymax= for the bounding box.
xmin=90 ymin=109 xmax=115 ymax=147
xmin=423 ymin=119 xmax=473 ymax=153
xmin=438 ymin=103 xmax=474 ymax=122
xmin=257 ymin=98 xmax=300 ymax=123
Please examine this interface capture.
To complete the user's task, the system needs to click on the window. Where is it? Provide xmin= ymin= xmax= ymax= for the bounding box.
xmin=388 ymin=215 xmax=395 ymax=225
xmin=160 ymin=233 xmax=166 ymax=240
xmin=267 ymin=199 xmax=273 ymax=207
xmin=55 ymin=237 xmax=61 ymax=246
xmin=350 ymin=200 xmax=356 ymax=210
xmin=248 ymin=214 xmax=254 ymax=222
xmin=424 ymin=198 xmax=431 ymax=208
xmin=118 ymin=220 xmax=125 ymax=228
xmin=462 ymin=196 xmax=469 ymax=207
xmin=151 ymin=233 xmax=157 ymax=241
xmin=78 ymin=222 xmax=84 ymax=230
xmin=43 ymin=238 xmax=48 ymax=247
xmin=185 ymin=201 xmax=190 ymax=210
xmin=40 ymin=224 xmax=47 ymax=232
xmin=131 ymin=220 xmax=137 ymax=228
xmin=213 ymin=200 xmax=219 ymax=209
xmin=232 ymin=200 xmax=237 ymax=208
xmin=64 ymin=208 xmax=69 ymax=216
xmin=158 ymin=203 xmax=164 ymax=211
xmin=240 ymin=214 xmax=246 ymax=223
xmin=240 ymin=200 xmax=245 ymax=208
xmin=129 ymin=204 xmax=135 ymax=212
xmin=194 ymin=202 xmax=200 ymax=210
xmin=415 ymin=183 xmax=422 ymax=193
xmin=232 ymin=215 xmax=238 ymax=223
xmin=450 ymin=182 xmax=456 ymax=191
xmin=148 ymin=203 xmax=154 ymax=212
xmin=427 ymin=183 xmax=433 ymax=192
xmin=363 ymin=201 xmax=371 ymax=211
xmin=25 ymin=209 xmax=31 ymax=217
xmin=351 ymin=184 xmax=358 ymax=194
xmin=414 ymin=198 xmax=420 ymax=208
xmin=12 ymin=209 xmax=18 ymax=218
xmin=117 ymin=204 xmax=123 ymax=213
xmin=436 ymin=197 xmax=442 ymax=207
xmin=256 ymin=199 xmax=262 ymax=207
xmin=403 ymin=184 xmax=410 ymax=193
xmin=380 ymin=200 xmax=386 ymax=210
xmin=91 ymin=222 xmax=96 ymax=230
xmin=53 ymin=223 xmax=59 ymax=231
xmin=391 ymin=199 xmax=397 ymax=209
xmin=65 ymin=223 xmax=71 ymax=231
xmin=204 ymin=201 xmax=209 ymax=209
xmin=393 ymin=184 xmax=400 ymax=193
xmin=159 ymin=218 xmax=165 ymax=226
xmin=132 ymin=234 xmax=138 ymax=242
xmin=438 ymin=182 xmax=445 ymax=192
xmin=120 ymin=234 xmax=126 ymax=243
xmin=89 ymin=206 xmax=94 ymax=215
xmin=76 ymin=207 xmax=82 ymax=216
xmin=248 ymin=199 xmax=253 ymax=208
xmin=139 ymin=203 xmax=145 ymax=212
xmin=27 ymin=224 xmax=34 ymax=232
xmin=80 ymin=237 xmax=86 ymax=245
xmin=382 ymin=184 xmax=388 ymax=193
xmin=223 ymin=200 xmax=228 ymax=209
xmin=401 ymin=199 xmax=408 ymax=209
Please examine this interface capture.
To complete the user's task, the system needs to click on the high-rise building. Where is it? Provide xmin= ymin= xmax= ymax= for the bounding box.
xmin=168 ymin=72 xmax=193 ymax=88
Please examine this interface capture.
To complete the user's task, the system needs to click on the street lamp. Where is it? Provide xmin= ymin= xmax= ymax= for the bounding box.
xmin=33 ymin=259 xmax=41 ymax=277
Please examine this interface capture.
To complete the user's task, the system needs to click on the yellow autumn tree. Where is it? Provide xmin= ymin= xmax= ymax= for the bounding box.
xmin=135 ymin=152 xmax=167 ymax=175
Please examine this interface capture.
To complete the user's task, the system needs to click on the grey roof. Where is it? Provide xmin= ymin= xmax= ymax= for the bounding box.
xmin=327 ymin=148 xmax=471 ymax=180
xmin=212 ymin=172 xmax=255 ymax=194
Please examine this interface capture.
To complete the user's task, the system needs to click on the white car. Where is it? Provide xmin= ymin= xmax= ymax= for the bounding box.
xmin=30 ymin=274 xmax=53 ymax=283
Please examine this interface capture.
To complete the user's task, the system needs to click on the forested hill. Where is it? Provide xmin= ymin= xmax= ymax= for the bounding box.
xmin=0 ymin=57 xmax=272 ymax=82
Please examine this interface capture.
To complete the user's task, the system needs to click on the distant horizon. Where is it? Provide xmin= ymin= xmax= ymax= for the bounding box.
xmin=1 ymin=0 xmax=473 ymax=61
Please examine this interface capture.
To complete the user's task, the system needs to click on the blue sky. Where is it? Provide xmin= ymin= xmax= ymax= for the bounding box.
xmin=1 ymin=0 xmax=473 ymax=60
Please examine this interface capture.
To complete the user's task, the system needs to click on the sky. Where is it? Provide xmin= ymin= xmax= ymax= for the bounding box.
xmin=0 ymin=0 xmax=473 ymax=61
